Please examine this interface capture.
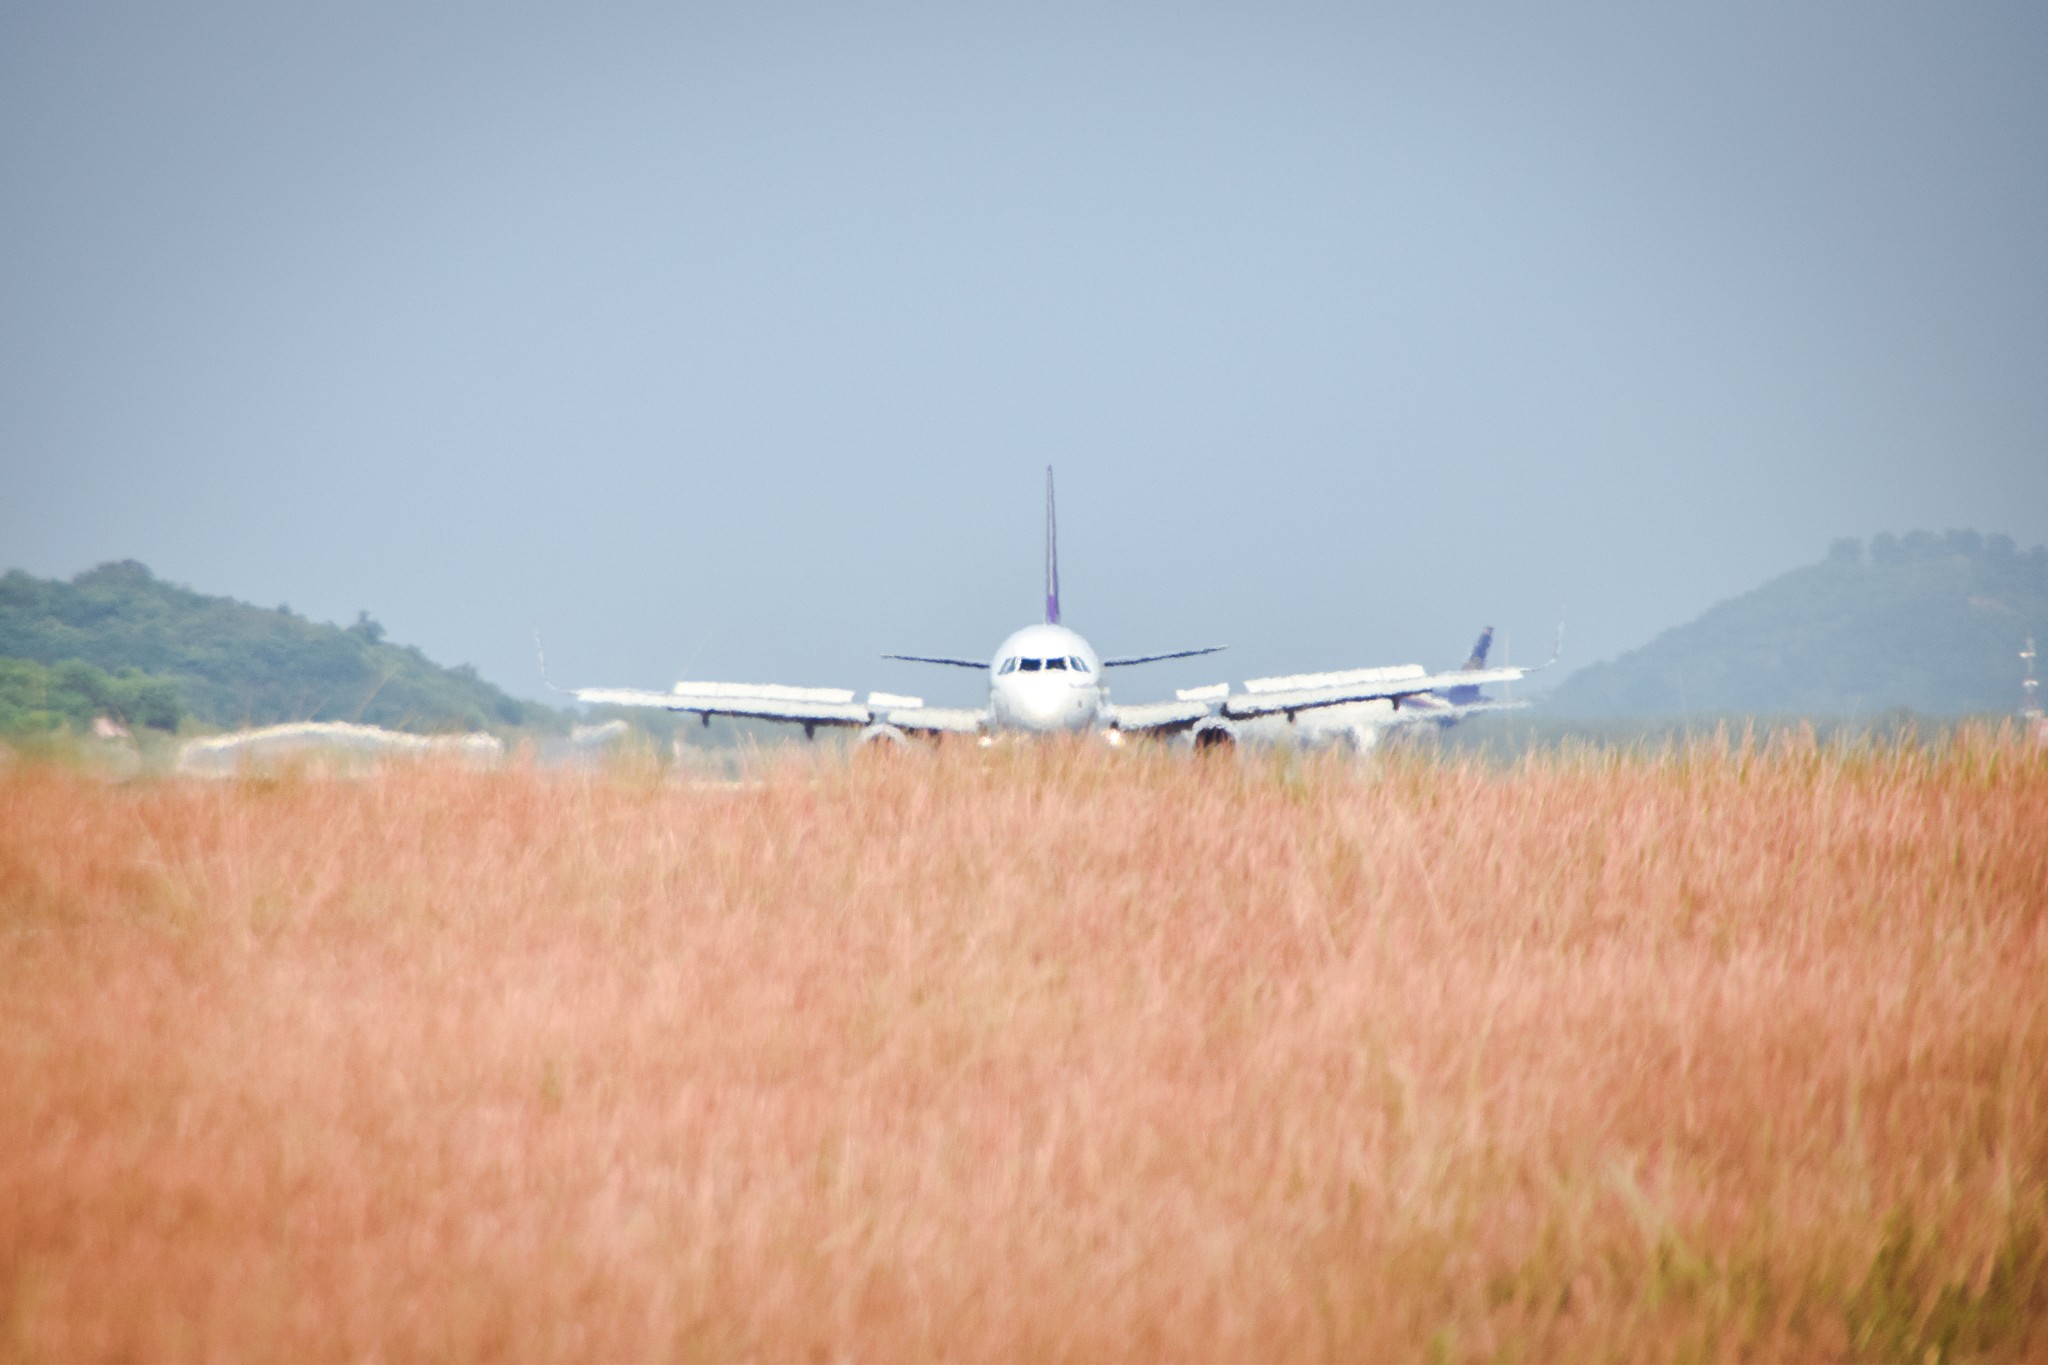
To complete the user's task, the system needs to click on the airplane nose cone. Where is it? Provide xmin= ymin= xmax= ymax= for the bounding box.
xmin=1005 ymin=679 xmax=1095 ymax=731
xmin=1018 ymin=691 xmax=1064 ymax=721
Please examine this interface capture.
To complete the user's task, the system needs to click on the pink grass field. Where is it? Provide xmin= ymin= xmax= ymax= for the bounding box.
xmin=2 ymin=731 xmax=2045 ymax=1362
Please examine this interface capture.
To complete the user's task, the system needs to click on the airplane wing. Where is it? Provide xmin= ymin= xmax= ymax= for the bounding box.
xmin=1218 ymin=664 xmax=1534 ymax=720
xmin=884 ymin=706 xmax=987 ymax=735
xmin=1105 ymin=698 xmax=1213 ymax=733
xmin=576 ymin=682 xmax=871 ymax=727
xmin=1105 ymin=678 xmax=1530 ymax=735
xmin=576 ymin=682 xmax=988 ymax=736
xmin=1107 ymin=623 xmax=1556 ymax=736
xmin=1372 ymin=696 xmax=1531 ymax=728
xmin=1216 ymin=625 xmax=1560 ymax=721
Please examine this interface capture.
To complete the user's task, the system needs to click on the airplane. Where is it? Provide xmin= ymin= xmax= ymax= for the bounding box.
xmin=1215 ymin=627 xmax=1537 ymax=754
xmin=566 ymin=469 xmax=1552 ymax=750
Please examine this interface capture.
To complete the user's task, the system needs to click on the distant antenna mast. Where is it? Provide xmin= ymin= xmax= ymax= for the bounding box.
xmin=2023 ymin=637 xmax=2041 ymax=721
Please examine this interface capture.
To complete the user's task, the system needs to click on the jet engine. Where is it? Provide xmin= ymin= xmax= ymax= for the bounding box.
xmin=1188 ymin=717 xmax=1238 ymax=750
xmin=857 ymin=723 xmax=909 ymax=748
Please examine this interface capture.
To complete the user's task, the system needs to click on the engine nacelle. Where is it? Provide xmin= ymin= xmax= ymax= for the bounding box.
xmin=857 ymin=723 xmax=909 ymax=748
xmin=1188 ymin=717 xmax=1238 ymax=751
xmin=1343 ymin=724 xmax=1383 ymax=755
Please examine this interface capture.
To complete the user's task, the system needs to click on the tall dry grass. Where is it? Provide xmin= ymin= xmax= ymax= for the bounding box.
xmin=1 ymin=731 xmax=2044 ymax=1362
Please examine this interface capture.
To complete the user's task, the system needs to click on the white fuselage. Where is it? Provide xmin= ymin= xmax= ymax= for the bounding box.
xmin=986 ymin=623 xmax=1107 ymax=734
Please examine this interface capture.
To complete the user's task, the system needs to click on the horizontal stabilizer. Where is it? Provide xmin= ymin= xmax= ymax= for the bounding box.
xmin=882 ymin=653 xmax=987 ymax=669
xmin=1102 ymin=646 xmax=1226 ymax=668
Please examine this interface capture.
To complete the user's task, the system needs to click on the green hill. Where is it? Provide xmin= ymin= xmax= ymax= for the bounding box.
xmin=0 ymin=561 xmax=558 ymax=734
xmin=1547 ymin=531 xmax=2048 ymax=717
xmin=0 ymin=656 xmax=185 ymax=735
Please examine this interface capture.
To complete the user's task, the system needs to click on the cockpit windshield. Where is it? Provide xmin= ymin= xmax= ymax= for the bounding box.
xmin=1001 ymin=655 xmax=1093 ymax=677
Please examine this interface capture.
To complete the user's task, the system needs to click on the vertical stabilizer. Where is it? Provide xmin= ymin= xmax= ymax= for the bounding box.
xmin=1044 ymin=466 xmax=1062 ymax=625
xmin=1444 ymin=627 xmax=1495 ymax=704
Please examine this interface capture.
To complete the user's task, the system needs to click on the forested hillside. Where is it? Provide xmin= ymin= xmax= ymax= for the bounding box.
xmin=1547 ymin=531 xmax=2048 ymax=717
xmin=0 ymin=656 xmax=184 ymax=734
xmin=0 ymin=561 xmax=558 ymax=733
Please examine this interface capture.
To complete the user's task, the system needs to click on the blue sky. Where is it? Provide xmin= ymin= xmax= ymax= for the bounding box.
xmin=5 ymin=3 xmax=2045 ymax=706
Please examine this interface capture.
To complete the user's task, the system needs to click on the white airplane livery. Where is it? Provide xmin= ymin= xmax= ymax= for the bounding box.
xmin=569 ymin=470 xmax=1553 ymax=750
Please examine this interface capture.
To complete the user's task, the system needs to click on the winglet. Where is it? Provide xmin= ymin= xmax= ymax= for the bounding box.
xmin=533 ymin=629 xmax=568 ymax=694
xmin=1462 ymin=626 xmax=1495 ymax=672
xmin=1522 ymin=620 xmax=1567 ymax=674
xmin=1044 ymin=465 xmax=1061 ymax=626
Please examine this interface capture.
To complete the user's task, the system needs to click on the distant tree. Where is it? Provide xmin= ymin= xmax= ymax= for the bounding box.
xmin=0 ymin=561 xmax=564 ymax=735
xmin=0 ymin=657 xmax=184 ymax=734
xmin=117 ymin=671 xmax=182 ymax=730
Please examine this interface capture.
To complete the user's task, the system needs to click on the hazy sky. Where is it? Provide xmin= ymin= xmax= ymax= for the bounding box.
xmin=5 ymin=3 xmax=2045 ymax=707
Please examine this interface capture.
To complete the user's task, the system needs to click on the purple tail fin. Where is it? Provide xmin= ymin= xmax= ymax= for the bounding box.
xmin=1044 ymin=466 xmax=1061 ymax=625
xmin=1444 ymin=627 xmax=1494 ymax=704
